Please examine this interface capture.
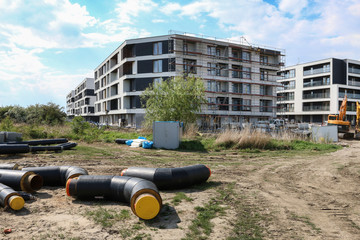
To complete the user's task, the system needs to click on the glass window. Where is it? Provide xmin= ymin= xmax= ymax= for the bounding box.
xmin=153 ymin=42 xmax=162 ymax=55
xmin=260 ymin=55 xmax=268 ymax=65
xmin=243 ymin=83 xmax=251 ymax=94
xmin=242 ymin=51 xmax=251 ymax=62
xmin=243 ymin=67 xmax=251 ymax=79
xmin=260 ymin=70 xmax=269 ymax=81
xmin=207 ymin=46 xmax=216 ymax=56
xmin=153 ymin=78 xmax=162 ymax=86
xmin=207 ymin=63 xmax=216 ymax=75
xmin=232 ymin=83 xmax=242 ymax=93
xmin=153 ymin=60 xmax=163 ymax=73
xmin=243 ymin=99 xmax=251 ymax=111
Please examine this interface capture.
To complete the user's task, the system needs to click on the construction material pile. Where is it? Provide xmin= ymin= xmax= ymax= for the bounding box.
xmin=0 ymin=164 xmax=211 ymax=220
xmin=0 ymin=132 xmax=77 ymax=154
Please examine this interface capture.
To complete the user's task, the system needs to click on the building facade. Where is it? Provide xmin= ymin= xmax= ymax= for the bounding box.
xmin=66 ymin=90 xmax=75 ymax=117
xmin=94 ymin=33 xmax=284 ymax=128
xmin=277 ymin=58 xmax=360 ymax=124
xmin=66 ymin=78 xmax=98 ymax=122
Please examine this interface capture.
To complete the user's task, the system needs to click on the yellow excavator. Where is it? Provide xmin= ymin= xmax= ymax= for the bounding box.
xmin=327 ymin=95 xmax=354 ymax=139
xmin=355 ymin=101 xmax=360 ymax=139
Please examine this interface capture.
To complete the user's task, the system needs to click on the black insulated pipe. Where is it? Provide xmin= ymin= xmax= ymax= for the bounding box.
xmin=0 ymin=163 xmax=19 ymax=170
xmin=66 ymin=175 xmax=162 ymax=220
xmin=0 ymin=183 xmax=25 ymax=210
xmin=0 ymin=142 xmax=77 ymax=154
xmin=0 ymin=144 xmax=30 ymax=154
xmin=115 ymin=139 xmax=128 ymax=144
xmin=6 ymin=138 xmax=68 ymax=146
xmin=22 ymin=166 xmax=88 ymax=186
xmin=0 ymin=169 xmax=43 ymax=193
xmin=121 ymin=164 xmax=211 ymax=190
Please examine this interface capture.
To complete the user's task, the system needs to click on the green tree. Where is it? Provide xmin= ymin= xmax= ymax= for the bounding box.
xmin=140 ymin=75 xmax=206 ymax=127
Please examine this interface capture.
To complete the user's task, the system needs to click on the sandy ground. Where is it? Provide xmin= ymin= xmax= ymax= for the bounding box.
xmin=1 ymin=140 xmax=360 ymax=239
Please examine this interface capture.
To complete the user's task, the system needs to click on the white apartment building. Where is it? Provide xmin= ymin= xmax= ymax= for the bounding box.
xmin=94 ymin=33 xmax=284 ymax=128
xmin=277 ymin=58 xmax=360 ymax=125
xmin=66 ymin=90 xmax=75 ymax=117
xmin=67 ymin=78 xmax=98 ymax=122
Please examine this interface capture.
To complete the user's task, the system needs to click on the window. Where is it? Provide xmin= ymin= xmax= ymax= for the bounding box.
xmin=207 ymin=46 xmax=216 ymax=56
xmin=232 ymin=83 xmax=242 ymax=93
xmin=184 ymin=59 xmax=196 ymax=74
xmin=208 ymin=97 xmax=216 ymax=110
xmin=153 ymin=42 xmax=162 ymax=55
xmin=153 ymin=60 xmax=163 ymax=73
xmin=260 ymin=70 xmax=269 ymax=81
xmin=183 ymin=43 xmax=188 ymax=53
xmin=260 ymin=85 xmax=272 ymax=95
xmin=232 ymin=65 xmax=242 ymax=78
xmin=243 ymin=67 xmax=251 ymax=79
xmin=242 ymin=51 xmax=251 ymax=62
xmin=260 ymin=55 xmax=268 ymax=65
xmin=260 ymin=100 xmax=272 ymax=112
xmin=153 ymin=78 xmax=162 ymax=86
xmin=207 ymin=63 xmax=216 ymax=75
xmin=207 ymin=80 xmax=216 ymax=92
xmin=232 ymin=98 xmax=241 ymax=111
xmin=216 ymin=81 xmax=228 ymax=92
xmin=243 ymin=99 xmax=251 ymax=111
xmin=243 ymin=83 xmax=251 ymax=94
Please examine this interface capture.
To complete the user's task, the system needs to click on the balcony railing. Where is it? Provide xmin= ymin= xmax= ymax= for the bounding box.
xmin=303 ymin=93 xmax=330 ymax=99
xmin=303 ymin=105 xmax=329 ymax=111
xmin=304 ymin=68 xmax=330 ymax=76
xmin=348 ymin=80 xmax=360 ymax=87
xmin=349 ymin=68 xmax=360 ymax=74
xmin=339 ymin=92 xmax=360 ymax=99
xmin=303 ymin=81 xmax=330 ymax=88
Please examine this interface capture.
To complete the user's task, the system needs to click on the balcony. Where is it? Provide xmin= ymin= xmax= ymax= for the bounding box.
xmin=303 ymin=81 xmax=330 ymax=88
xmin=349 ymin=68 xmax=360 ymax=75
xmin=303 ymin=92 xmax=330 ymax=99
xmin=303 ymin=105 xmax=329 ymax=111
xmin=339 ymin=92 xmax=360 ymax=99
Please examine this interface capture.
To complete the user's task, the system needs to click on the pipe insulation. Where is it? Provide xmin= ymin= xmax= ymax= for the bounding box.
xmin=66 ymin=175 xmax=162 ymax=220
xmin=0 ymin=142 xmax=77 ymax=154
xmin=0 ymin=183 xmax=25 ymax=210
xmin=120 ymin=164 xmax=211 ymax=190
xmin=7 ymin=138 xmax=68 ymax=146
xmin=0 ymin=163 xmax=19 ymax=170
xmin=0 ymin=169 xmax=43 ymax=193
xmin=22 ymin=166 xmax=88 ymax=186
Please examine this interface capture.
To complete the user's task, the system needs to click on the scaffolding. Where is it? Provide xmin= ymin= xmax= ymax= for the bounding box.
xmin=167 ymin=30 xmax=285 ymax=131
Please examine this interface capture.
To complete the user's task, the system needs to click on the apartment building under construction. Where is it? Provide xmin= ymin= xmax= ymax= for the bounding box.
xmin=93 ymin=32 xmax=284 ymax=128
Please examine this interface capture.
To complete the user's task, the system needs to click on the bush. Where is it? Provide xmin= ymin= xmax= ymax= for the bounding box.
xmin=0 ymin=116 xmax=15 ymax=131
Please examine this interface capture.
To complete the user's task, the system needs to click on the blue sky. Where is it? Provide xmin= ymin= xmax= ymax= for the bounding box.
xmin=0 ymin=0 xmax=359 ymax=109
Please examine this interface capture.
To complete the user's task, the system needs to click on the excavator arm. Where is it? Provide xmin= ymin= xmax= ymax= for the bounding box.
xmin=339 ymin=95 xmax=347 ymax=121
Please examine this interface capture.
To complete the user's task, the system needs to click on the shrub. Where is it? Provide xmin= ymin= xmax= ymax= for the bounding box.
xmin=0 ymin=116 xmax=15 ymax=131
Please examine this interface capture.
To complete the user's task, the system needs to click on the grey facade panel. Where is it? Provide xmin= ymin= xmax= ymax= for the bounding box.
xmin=138 ymin=60 xmax=153 ymax=73
xmin=135 ymin=42 xmax=153 ymax=56
xmin=332 ymin=58 xmax=346 ymax=84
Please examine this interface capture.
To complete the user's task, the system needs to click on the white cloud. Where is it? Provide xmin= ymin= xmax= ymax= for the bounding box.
xmin=0 ymin=0 xmax=21 ymax=10
xmin=279 ymin=0 xmax=308 ymax=17
xmin=160 ymin=2 xmax=182 ymax=15
xmin=152 ymin=19 xmax=165 ymax=23
xmin=115 ymin=0 xmax=158 ymax=24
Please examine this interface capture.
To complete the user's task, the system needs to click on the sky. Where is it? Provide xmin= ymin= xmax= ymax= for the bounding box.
xmin=0 ymin=0 xmax=359 ymax=109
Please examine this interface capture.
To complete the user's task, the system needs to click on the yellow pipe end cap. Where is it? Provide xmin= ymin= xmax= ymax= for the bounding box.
xmin=134 ymin=194 xmax=160 ymax=220
xmin=9 ymin=195 xmax=25 ymax=211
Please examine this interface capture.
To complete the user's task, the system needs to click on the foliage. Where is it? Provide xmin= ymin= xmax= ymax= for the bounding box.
xmin=71 ymin=116 xmax=91 ymax=135
xmin=85 ymin=207 xmax=130 ymax=227
xmin=0 ymin=103 xmax=66 ymax=125
xmin=141 ymin=75 xmax=206 ymax=128
xmin=0 ymin=116 xmax=15 ymax=131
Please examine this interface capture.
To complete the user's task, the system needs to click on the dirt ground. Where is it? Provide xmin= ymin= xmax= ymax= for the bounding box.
xmin=1 ymin=140 xmax=360 ymax=239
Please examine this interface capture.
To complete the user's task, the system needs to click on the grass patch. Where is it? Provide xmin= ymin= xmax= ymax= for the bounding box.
xmin=85 ymin=207 xmax=130 ymax=228
xmin=171 ymin=192 xmax=193 ymax=206
xmin=290 ymin=213 xmax=321 ymax=233
xmin=183 ymin=200 xmax=226 ymax=240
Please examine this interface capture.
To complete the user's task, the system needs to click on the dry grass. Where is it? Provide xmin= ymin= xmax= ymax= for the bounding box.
xmin=183 ymin=123 xmax=200 ymax=138
xmin=215 ymin=128 xmax=272 ymax=149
